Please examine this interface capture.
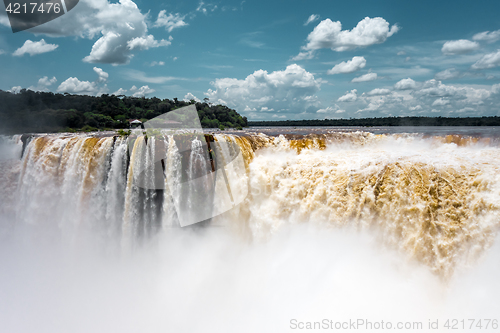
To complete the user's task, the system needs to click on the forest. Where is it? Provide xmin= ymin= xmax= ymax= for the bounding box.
xmin=249 ymin=116 xmax=500 ymax=127
xmin=0 ymin=89 xmax=248 ymax=134
xmin=3 ymin=89 xmax=500 ymax=135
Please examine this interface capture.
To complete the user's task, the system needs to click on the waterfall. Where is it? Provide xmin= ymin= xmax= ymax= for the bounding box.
xmin=1 ymin=131 xmax=500 ymax=276
xmin=2 ymin=130 xmax=500 ymax=332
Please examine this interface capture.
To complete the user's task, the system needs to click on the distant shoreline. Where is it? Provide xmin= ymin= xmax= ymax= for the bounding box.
xmin=249 ymin=116 xmax=500 ymax=127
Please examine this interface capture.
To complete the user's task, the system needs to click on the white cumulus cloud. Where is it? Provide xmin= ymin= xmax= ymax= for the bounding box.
xmin=351 ymin=72 xmax=377 ymax=83
xmin=130 ymin=85 xmax=155 ymax=97
xmin=184 ymin=93 xmax=201 ymax=102
xmin=367 ymin=88 xmax=391 ymax=96
xmin=473 ymin=30 xmax=500 ymax=43
xmin=441 ymin=39 xmax=479 ymax=55
xmin=7 ymin=86 xmax=22 ymax=94
xmin=340 ymin=80 xmax=500 ymax=118
xmin=6 ymin=0 xmax=167 ymax=65
xmin=301 ymin=17 xmax=399 ymax=52
xmin=432 ymin=98 xmax=450 ymax=106
xmin=290 ymin=51 xmax=315 ymax=61
xmin=435 ymin=68 xmax=461 ymax=80
xmin=93 ymin=67 xmax=109 ymax=83
xmin=57 ymin=77 xmax=98 ymax=95
xmin=394 ymin=78 xmax=418 ymax=90
xmin=56 ymin=67 xmax=110 ymax=95
xmin=471 ymin=50 xmax=500 ymax=69
xmin=127 ymin=35 xmax=172 ymax=50
xmin=327 ymin=56 xmax=366 ymax=74
xmin=28 ymin=76 xmax=57 ymax=92
xmin=12 ymin=39 xmax=58 ymax=56
xmin=205 ymin=64 xmax=323 ymax=116
xmin=317 ymin=105 xmax=345 ymax=113
xmin=112 ymin=88 xmax=128 ymax=96
xmin=337 ymin=89 xmax=358 ymax=102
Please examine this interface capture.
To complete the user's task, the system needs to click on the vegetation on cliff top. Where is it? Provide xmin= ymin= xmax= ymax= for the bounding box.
xmin=249 ymin=116 xmax=500 ymax=127
xmin=0 ymin=89 xmax=247 ymax=134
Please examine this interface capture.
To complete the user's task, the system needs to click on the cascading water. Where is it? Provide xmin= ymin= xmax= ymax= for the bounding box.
xmin=1 ymin=130 xmax=500 ymax=332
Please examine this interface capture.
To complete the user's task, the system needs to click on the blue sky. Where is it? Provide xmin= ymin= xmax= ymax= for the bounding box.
xmin=1 ymin=0 xmax=500 ymax=120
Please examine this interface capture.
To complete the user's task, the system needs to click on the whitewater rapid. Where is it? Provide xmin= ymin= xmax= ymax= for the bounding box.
xmin=1 ymin=131 xmax=500 ymax=332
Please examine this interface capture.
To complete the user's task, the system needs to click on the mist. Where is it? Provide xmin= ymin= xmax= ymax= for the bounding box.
xmin=0 ymin=223 xmax=499 ymax=333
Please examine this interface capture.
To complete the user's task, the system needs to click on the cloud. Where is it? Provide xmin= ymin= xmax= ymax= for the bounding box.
xmin=239 ymin=32 xmax=265 ymax=49
xmin=154 ymin=10 xmax=188 ymax=32
xmin=397 ymin=51 xmax=406 ymax=56
xmin=127 ymin=35 xmax=172 ymax=51
xmin=200 ymin=65 xmax=234 ymax=70
xmin=301 ymin=17 xmax=399 ymax=52
xmin=0 ymin=50 xmax=5 ymax=55
xmin=147 ymin=61 xmax=165 ymax=67
xmin=317 ymin=105 xmax=345 ymax=113
xmin=205 ymin=64 xmax=323 ymax=116
xmin=196 ymin=1 xmax=217 ymax=14
xmin=38 ymin=76 xmax=57 ymax=87
xmin=473 ymin=30 xmax=500 ymax=43
xmin=184 ymin=93 xmax=201 ymax=102
xmin=291 ymin=51 xmax=315 ymax=61
xmin=7 ymin=86 xmax=22 ymax=94
xmin=123 ymin=69 xmax=184 ymax=84
xmin=441 ymin=40 xmax=479 ymax=55
xmin=304 ymin=14 xmax=319 ymax=26
xmin=432 ymin=98 xmax=450 ymax=106
xmin=377 ymin=66 xmax=432 ymax=77
xmin=471 ymin=50 xmax=500 ymax=69
xmin=9 ymin=0 xmax=165 ymax=65
xmin=112 ymin=88 xmax=128 ymax=96
xmin=12 ymin=39 xmax=58 ymax=56
xmin=435 ymin=68 xmax=461 ymax=80
xmin=93 ymin=67 xmax=109 ymax=83
xmin=337 ymin=89 xmax=358 ymax=102
xmin=351 ymin=72 xmax=377 ymax=83
xmin=347 ymin=80 xmax=499 ymax=117
xmin=367 ymin=88 xmax=391 ymax=96
xmin=28 ymin=76 xmax=57 ymax=92
xmin=57 ymin=77 xmax=98 ymax=95
xmin=110 ymin=85 xmax=155 ymax=97
xmin=56 ymin=68 xmax=110 ymax=95
xmin=394 ymin=78 xmax=418 ymax=90
xmin=415 ymin=79 xmax=491 ymax=104
xmin=130 ymin=85 xmax=155 ymax=97
xmin=327 ymin=56 xmax=366 ymax=74
xmin=492 ymin=83 xmax=500 ymax=94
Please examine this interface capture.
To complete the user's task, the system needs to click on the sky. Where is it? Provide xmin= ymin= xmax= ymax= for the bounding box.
xmin=1 ymin=0 xmax=500 ymax=120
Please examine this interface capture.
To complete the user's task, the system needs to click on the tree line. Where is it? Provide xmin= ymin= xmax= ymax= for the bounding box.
xmin=0 ymin=89 xmax=248 ymax=134
xmin=249 ymin=116 xmax=500 ymax=127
